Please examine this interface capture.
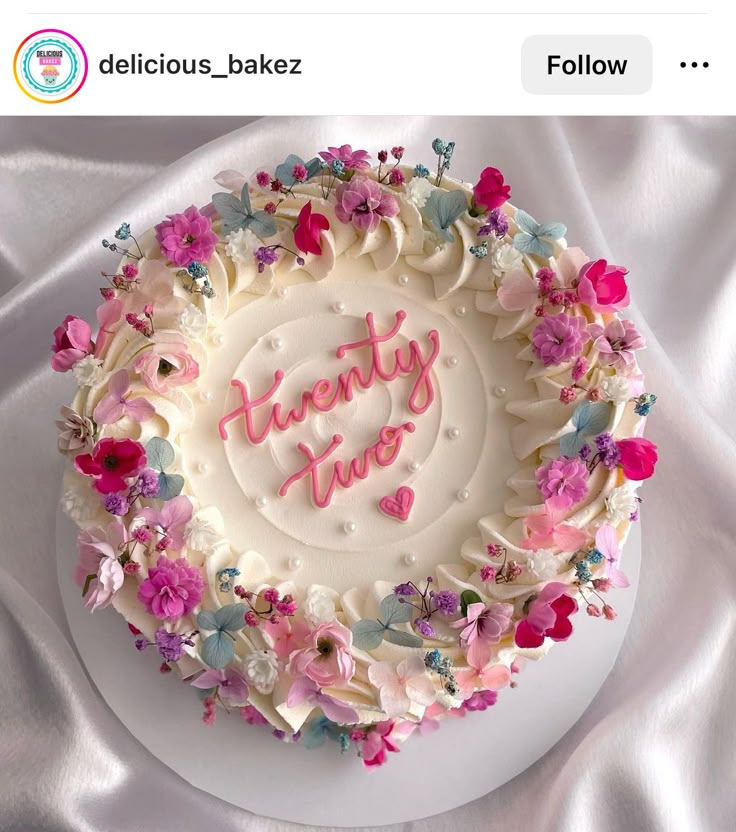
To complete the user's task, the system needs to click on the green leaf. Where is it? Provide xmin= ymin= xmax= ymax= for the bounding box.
xmin=157 ymin=472 xmax=184 ymax=501
xmin=146 ymin=437 xmax=175 ymax=472
xmin=380 ymin=593 xmax=412 ymax=626
xmin=201 ymin=631 xmax=234 ymax=669
xmin=351 ymin=619 xmax=386 ymax=651
xmin=384 ymin=628 xmax=423 ymax=648
xmin=214 ymin=603 xmax=247 ymax=633
xmin=460 ymin=589 xmax=483 ymax=616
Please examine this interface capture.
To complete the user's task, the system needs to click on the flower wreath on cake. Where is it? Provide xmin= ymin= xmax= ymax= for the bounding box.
xmin=54 ymin=138 xmax=657 ymax=767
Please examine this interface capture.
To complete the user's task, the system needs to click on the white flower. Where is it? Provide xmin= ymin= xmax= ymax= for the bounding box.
xmin=406 ymin=177 xmax=434 ymax=209
xmin=72 ymin=355 xmax=105 ymax=388
xmin=490 ymin=242 xmax=523 ymax=277
xmin=605 ymin=484 xmax=639 ymax=525
xmin=185 ymin=514 xmax=224 ymax=554
xmin=178 ymin=303 xmax=208 ymax=340
xmin=304 ymin=585 xmax=337 ymax=624
xmin=368 ymin=655 xmax=436 ymax=718
xmin=61 ymin=475 xmax=100 ymax=523
xmin=225 ymin=228 xmax=261 ymax=265
xmin=599 ymin=374 xmax=631 ymax=405
xmin=243 ymin=649 xmax=280 ymax=694
xmin=526 ymin=549 xmax=561 ymax=580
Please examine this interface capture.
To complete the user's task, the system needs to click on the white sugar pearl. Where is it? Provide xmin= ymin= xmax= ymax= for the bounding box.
xmin=447 ymin=427 xmax=460 ymax=440
xmin=212 ymin=333 xmax=225 ymax=346
xmin=454 ymin=305 xmax=467 ymax=318
xmin=403 ymin=552 xmax=417 ymax=566
xmin=343 ymin=521 xmax=357 ymax=535
xmin=199 ymin=390 xmax=213 ymax=403
xmin=197 ymin=462 xmax=209 ymax=475
xmin=446 ymin=355 xmax=458 ymax=368
xmin=333 ymin=301 xmax=345 ymax=314
xmin=398 ymin=274 xmax=409 ymax=286
xmin=457 ymin=489 xmax=470 ymax=502
xmin=276 ymin=286 xmax=288 ymax=299
xmin=408 ymin=460 xmax=421 ymax=473
xmin=493 ymin=385 xmax=507 ymax=398
xmin=288 ymin=556 xmax=303 ymax=571
xmin=255 ymin=496 xmax=268 ymax=509
xmin=270 ymin=337 xmax=283 ymax=351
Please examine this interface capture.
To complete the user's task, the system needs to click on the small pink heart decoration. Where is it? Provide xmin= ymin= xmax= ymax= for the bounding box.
xmin=378 ymin=486 xmax=415 ymax=522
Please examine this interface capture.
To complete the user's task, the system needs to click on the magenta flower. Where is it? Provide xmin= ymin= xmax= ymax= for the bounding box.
xmin=51 ymin=315 xmax=94 ymax=372
xmin=616 ymin=437 xmax=658 ymax=481
xmin=576 ymin=259 xmax=630 ymax=312
xmin=75 ymin=437 xmax=146 ymax=494
xmin=531 ymin=312 xmax=590 ymax=366
xmin=361 ymin=721 xmax=400 ymax=768
xmin=472 ymin=166 xmax=511 ymax=213
xmin=334 ymin=176 xmax=400 ymax=234
xmin=588 ymin=318 xmax=645 ymax=371
xmin=318 ymin=144 xmax=372 ymax=171
xmin=138 ymin=495 xmax=193 ymax=551
xmin=515 ymin=582 xmax=578 ymax=649
xmin=154 ymin=205 xmax=218 ymax=267
xmin=535 ymin=456 xmax=589 ymax=508
xmin=293 ymin=200 xmax=330 ymax=256
xmin=93 ymin=369 xmax=156 ymax=425
xmin=137 ymin=554 xmax=204 ymax=621
xmin=286 ymin=619 xmax=355 ymax=687
xmin=451 ymin=602 xmax=514 ymax=669
xmin=133 ymin=337 xmax=199 ymax=394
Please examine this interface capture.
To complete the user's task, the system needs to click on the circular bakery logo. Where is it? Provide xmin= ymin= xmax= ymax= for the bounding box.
xmin=13 ymin=29 xmax=88 ymax=103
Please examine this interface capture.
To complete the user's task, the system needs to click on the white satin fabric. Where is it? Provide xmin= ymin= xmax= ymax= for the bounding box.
xmin=0 ymin=116 xmax=734 ymax=832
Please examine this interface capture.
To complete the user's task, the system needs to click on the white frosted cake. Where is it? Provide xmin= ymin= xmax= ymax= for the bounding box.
xmin=54 ymin=139 xmax=657 ymax=765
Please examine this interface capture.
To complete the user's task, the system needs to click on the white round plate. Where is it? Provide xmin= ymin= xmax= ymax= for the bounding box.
xmin=57 ymin=508 xmax=640 ymax=827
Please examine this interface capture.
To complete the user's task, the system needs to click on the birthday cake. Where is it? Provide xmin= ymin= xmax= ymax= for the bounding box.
xmin=54 ymin=138 xmax=658 ymax=765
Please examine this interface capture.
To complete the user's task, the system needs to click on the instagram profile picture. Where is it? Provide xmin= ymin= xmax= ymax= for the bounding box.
xmin=14 ymin=29 xmax=88 ymax=103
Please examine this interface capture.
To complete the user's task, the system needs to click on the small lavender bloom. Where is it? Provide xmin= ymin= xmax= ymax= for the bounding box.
xmin=486 ymin=208 xmax=509 ymax=238
xmin=414 ymin=618 xmax=435 ymax=638
xmin=154 ymin=628 xmax=186 ymax=662
xmin=255 ymin=247 xmax=279 ymax=274
xmin=393 ymin=582 xmax=415 ymax=596
xmin=578 ymin=444 xmax=592 ymax=462
xmin=134 ymin=638 xmax=148 ymax=651
xmin=595 ymin=432 xmax=621 ymax=469
xmin=272 ymin=729 xmax=286 ymax=740
xmin=137 ymin=468 xmax=160 ymax=498
xmin=104 ymin=493 xmax=129 ymax=516
xmin=433 ymin=589 xmax=459 ymax=617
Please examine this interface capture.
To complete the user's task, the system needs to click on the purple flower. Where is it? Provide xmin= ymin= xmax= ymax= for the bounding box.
xmin=531 ymin=313 xmax=590 ymax=367
xmin=134 ymin=638 xmax=148 ymax=651
xmin=463 ymin=689 xmax=498 ymax=712
xmin=535 ymin=456 xmax=589 ymax=508
xmin=155 ymin=205 xmax=218 ymax=268
xmin=334 ymin=176 xmax=400 ymax=233
xmin=595 ymin=432 xmax=621 ymax=469
xmin=433 ymin=590 xmax=459 ymax=617
xmin=478 ymin=208 xmax=509 ymax=238
xmin=415 ymin=618 xmax=436 ymax=638
xmin=393 ymin=582 xmax=415 ymax=596
xmin=255 ymin=246 xmax=279 ymax=273
xmin=154 ymin=628 xmax=186 ymax=662
xmin=578 ymin=444 xmax=592 ymax=462
xmin=103 ymin=493 xmax=130 ymax=516
xmin=318 ymin=144 xmax=372 ymax=171
xmin=588 ymin=318 xmax=645 ymax=371
xmin=137 ymin=468 xmax=160 ymax=498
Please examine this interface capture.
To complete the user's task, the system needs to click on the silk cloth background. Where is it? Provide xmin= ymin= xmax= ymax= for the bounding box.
xmin=1 ymin=116 xmax=734 ymax=832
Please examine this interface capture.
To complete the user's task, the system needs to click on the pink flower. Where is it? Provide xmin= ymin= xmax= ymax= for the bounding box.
xmin=75 ymin=521 xmax=128 ymax=611
xmin=451 ymin=602 xmax=514 ymax=669
xmin=133 ymin=336 xmax=199 ymax=394
xmin=334 ymin=176 xmax=399 ymax=234
xmin=515 ymin=582 xmax=578 ymax=648
xmin=75 ymin=437 xmax=146 ymax=494
xmin=93 ymin=369 xmax=156 ymax=425
xmin=576 ymin=259 xmax=630 ymax=312
xmin=241 ymin=704 xmax=268 ymax=725
xmin=191 ymin=667 xmax=249 ymax=707
xmin=462 ymin=690 xmax=499 ymax=712
xmin=588 ymin=318 xmax=645 ymax=371
xmin=286 ymin=619 xmax=355 ymax=687
xmin=616 ymin=437 xmax=658 ymax=481
xmin=531 ymin=313 xmax=590 ymax=366
xmin=361 ymin=721 xmax=401 ymax=768
xmin=51 ymin=315 xmax=94 ymax=372
xmin=286 ymin=676 xmax=358 ymax=724
xmin=137 ymin=495 xmax=193 ymax=551
xmin=122 ymin=260 xmax=187 ymax=320
xmin=368 ymin=655 xmax=436 ymax=718
xmin=318 ymin=144 xmax=372 ymax=171
xmin=137 ymin=554 xmax=204 ymax=621
xmin=293 ymin=200 xmax=330 ymax=256
xmin=521 ymin=495 xmax=587 ymax=552
xmin=535 ymin=456 xmax=589 ymax=508
xmin=154 ymin=205 xmax=218 ymax=267
xmin=472 ymin=166 xmax=511 ymax=213
xmin=264 ymin=614 xmax=310 ymax=659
